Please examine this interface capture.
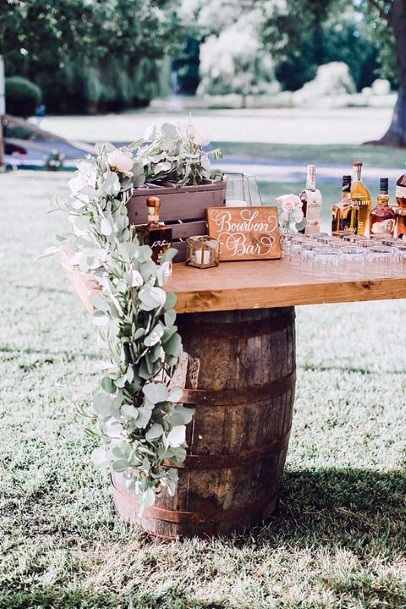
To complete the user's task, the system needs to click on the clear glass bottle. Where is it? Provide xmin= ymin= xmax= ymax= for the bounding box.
xmin=350 ymin=162 xmax=372 ymax=236
xmin=331 ymin=175 xmax=358 ymax=236
xmin=299 ymin=165 xmax=322 ymax=236
xmin=369 ymin=178 xmax=396 ymax=238
xmin=134 ymin=196 xmax=172 ymax=264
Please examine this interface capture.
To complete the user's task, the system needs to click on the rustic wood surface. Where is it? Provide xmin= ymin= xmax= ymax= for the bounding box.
xmin=167 ymin=259 xmax=406 ymax=313
xmin=112 ymin=307 xmax=296 ymax=538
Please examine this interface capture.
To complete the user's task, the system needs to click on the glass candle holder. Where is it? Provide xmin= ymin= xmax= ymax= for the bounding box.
xmin=225 ymin=173 xmax=262 ymax=207
xmin=186 ymin=236 xmax=220 ymax=269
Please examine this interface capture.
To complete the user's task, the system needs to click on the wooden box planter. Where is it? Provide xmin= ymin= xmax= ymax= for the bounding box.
xmin=127 ymin=181 xmax=227 ymax=262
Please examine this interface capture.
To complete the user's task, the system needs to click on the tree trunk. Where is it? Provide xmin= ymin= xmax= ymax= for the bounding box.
xmin=374 ymin=0 xmax=406 ymax=147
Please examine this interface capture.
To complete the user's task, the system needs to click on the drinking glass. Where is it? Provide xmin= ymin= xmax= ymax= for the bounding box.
xmin=225 ymin=173 xmax=262 ymax=207
xmin=300 ymin=242 xmax=319 ymax=274
xmin=313 ymin=246 xmax=340 ymax=277
xmin=392 ymin=244 xmax=406 ymax=275
xmin=289 ymin=235 xmax=307 ymax=267
xmin=338 ymin=246 xmax=365 ymax=279
xmin=280 ymin=233 xmax=297 ymax=261
xmin=365 ymin=245 xmax=393 ymax=277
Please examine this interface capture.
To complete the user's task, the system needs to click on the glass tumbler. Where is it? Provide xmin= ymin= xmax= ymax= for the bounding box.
xmin=300 ymin=241 xmax=319 ymax=274
xmin=365 ymin=245 xmax=393 ymax=277
xmin=313 ymin=246 xmax=340 ymax=277
xmin=338 ymin=246 xmax=365 ymax=279
xmin=392 ymin=244 xmax=406 ymax=275
xmin=289 ymin=235 xmax=307 ymax=267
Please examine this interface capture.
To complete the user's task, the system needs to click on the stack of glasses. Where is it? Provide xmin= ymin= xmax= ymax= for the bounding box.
xmin=281 ymin=233 xmax=406 ymax=278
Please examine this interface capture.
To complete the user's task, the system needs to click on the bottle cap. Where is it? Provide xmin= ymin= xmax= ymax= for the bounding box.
xmin=342 ymin=175 xmax=351 ymax=192
xmin=353 ymin=161 xmax=362 ymax=167
xmin=379 ymin=178 xmax=389 ymax=192
xmin=147 ymin=196 xmax=161 ymax=209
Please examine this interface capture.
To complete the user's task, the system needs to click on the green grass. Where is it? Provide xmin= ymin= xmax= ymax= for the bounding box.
xmin=216 ymin=142 xmax=406 ymax=170
xmin=0 ymin=170 xmax=405 ymax=609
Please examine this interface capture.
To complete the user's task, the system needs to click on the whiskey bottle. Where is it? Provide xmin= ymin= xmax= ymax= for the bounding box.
xmin=135 ymin=196 xmax=172 ymax=264
xmin=395 ymin=173 xmax=406 ymax=208
xmin=369 ymin=178 xmax=396 ymax=238
xmin=299 ymin=165 xmax=322 ymax=236
xmin=350 ymin=162 xmax=372 ymax=236
xmin=331 ymin=175 xmax=357 ymax=235
xmin=395 ymin=173 xmax=406 ymax=239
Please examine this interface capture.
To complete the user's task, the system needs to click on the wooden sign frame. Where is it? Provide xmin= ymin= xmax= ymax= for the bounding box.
xmin=207 ymin=206 xmax=281 ymax=261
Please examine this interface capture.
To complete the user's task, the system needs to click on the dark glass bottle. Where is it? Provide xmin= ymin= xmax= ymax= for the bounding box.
xmin=135 ymin=196 xmax=172 ymax=264
xmin=369 ymin=178 xmax=396 ymax=238
xmin=331 ymin=175 xmax=357 ymax=235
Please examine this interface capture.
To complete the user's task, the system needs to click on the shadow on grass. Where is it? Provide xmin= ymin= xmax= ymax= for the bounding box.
xmin=0 ymin=589 xmax=231 ymax=609
xmin=246 ymin=467 xmax=405 ymax=556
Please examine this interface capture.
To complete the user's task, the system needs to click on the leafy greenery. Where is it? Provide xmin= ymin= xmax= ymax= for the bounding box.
xmin=1 ymin=169 xmax=405 ymax=608
xmin=47 ymin=143 xmax=191 ymax=508
xmin=137 ymin=121 xmax=223 ymax=185
xmin=5 ymin=76 xmax=42 ymax=118
xmin=0 ymin=0 xmax=181 ymax=113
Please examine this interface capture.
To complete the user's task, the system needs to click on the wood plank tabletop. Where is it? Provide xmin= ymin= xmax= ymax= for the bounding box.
xmin=166 ymin=260 xmax=406 ymax=313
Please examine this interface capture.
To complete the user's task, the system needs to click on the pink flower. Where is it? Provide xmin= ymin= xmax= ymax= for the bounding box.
xmin=277 ymin=194 xmax=302 ymax=212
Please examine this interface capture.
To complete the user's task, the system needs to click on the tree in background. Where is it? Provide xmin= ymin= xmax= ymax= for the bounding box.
xmin=0 ymin=0 xmax=181 ymax=113
xmin=261 ymin=0 xmax=406 ymax=146
xmin=179 ymin=0 xmax=281 ymax=98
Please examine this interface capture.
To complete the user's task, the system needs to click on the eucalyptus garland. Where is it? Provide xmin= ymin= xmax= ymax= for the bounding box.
xmin=52 ymin=142 xmax=193 ymax=509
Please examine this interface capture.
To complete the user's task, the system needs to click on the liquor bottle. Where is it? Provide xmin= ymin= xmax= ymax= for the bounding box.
xmin=299 ymin=165 xmax=322 ymax=236
xmin=350 ymin=162 xmax=372 ymax=236
xmin=369 ymin=178 xmax=396 ymax=238
xmin=134 ymin=196 xmax=172 ymax=264
xmin=331 ymin=175 xmax=358 ymax=235
xmin=395 ymin=173 xmax=406 ymax=208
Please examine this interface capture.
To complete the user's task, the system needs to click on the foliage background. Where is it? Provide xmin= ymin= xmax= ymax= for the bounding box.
xmin=0 ymin=0 xmax=398 ymax=113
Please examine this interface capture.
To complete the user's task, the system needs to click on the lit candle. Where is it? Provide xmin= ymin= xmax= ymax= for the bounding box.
xmin=195 ymin=249 xmax=211 ymax=265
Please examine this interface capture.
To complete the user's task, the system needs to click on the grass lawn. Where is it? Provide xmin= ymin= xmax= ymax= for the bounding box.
xmin=0 ymin=170 xmax=405 ymax=609
xmin=216 ymin=142 xmax=406 ymax=170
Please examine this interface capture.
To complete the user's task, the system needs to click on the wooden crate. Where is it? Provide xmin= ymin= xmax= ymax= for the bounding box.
xmin=127 ymin=181 xmax=227 ymax=262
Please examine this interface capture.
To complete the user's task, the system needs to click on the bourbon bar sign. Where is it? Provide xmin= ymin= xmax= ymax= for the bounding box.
xmin=207 ymin=206 xmax=281 ymax=261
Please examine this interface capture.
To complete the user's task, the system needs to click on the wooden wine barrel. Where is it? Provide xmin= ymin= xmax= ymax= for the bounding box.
xmin=112 ymin=306 xmax=296 ymax=539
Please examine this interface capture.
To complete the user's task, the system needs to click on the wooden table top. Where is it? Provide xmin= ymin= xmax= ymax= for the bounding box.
xmin=166 ymin=260 xmax=406 ymax=313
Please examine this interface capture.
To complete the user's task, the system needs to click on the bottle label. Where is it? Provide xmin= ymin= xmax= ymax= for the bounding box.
xmin=304 ymin=191 xmax=322 ymax=235
xmin=151 ymin=239 xmax=171 ymax=249
xmin=370 ymin=218 xmax=395 ymax=238
xmin=396 ymin=185 xmax=406 ymax=199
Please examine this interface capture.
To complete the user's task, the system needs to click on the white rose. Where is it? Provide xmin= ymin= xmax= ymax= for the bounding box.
xmin=193 ymin=130 xmax=211 ymax=147
xmin=107 ymin=150 xmax=134 ymax=176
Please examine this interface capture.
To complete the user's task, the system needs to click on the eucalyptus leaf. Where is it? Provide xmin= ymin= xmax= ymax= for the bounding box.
xmin=145 ymin=423 xmax=164 ymax=441
xmin=91 ymin=447 xmax=110 ymax=470
xmin=164 ymin=292 xmax=177 ymax=310
xmin=135 ymin=407 xmax=152 ymax=429
xmin=166 ymin=425 xmax=186 ymax=448
xmin=142 ymin=487 xmax=156 ymax=509
xmin=163 ymin=332 xmax=182 ymax=356
xmin=101 ymin=376 xmax=115 ymax=394
xmin=111 ymin=459 xmax=130 ymax=472
xmin=143 ymin=382 xmax=169 ymax=404
xmin=164 ymin=310 xmax=176 ymax=327
xmin=100 ymin=217 xmax=113 ymax=236
xmin=168 ymin=387 xmax=184 ymax=404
